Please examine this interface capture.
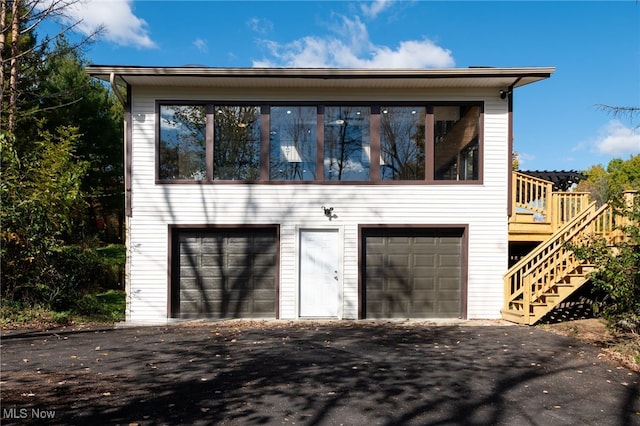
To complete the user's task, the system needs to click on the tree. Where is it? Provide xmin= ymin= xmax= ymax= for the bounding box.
xmin=576 ymin=154 xmax=640 ymax=206
xmin=1 ymin=0 xmax=102 ymax=134
xmin=512 ymin=152 xmax=520 ymax=171
xmin=36 ymin=38 xmax=124 ymax=240
xmin=1 ymin=2 xmax=122 ymax=310
xmin=380 ymin=107 xmax=425 ymax=180
xmin=596 ymin=104 xmax=640 ymax=128
xmin=213 ymin=106 xmax=261 ymax=180
xmin=324 ymin=107 xmax=366 ymax=180
xmin=0 ymin=127 xmax=91 ymax=304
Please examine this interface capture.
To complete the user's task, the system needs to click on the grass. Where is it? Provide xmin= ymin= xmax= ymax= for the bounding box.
xmin=96 ymin=244 xmax=126 ymax=267
xmin=1 ymin=244 xmax=127 ymax=330
xmin=0 ymin=290 xmax=125 ymax=329
xmin=97 ymin=244 xmax=126 ymax=288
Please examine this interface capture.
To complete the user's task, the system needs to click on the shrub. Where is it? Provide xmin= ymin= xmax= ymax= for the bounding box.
xmin=568 ymin=193 xmax=640 ymax=332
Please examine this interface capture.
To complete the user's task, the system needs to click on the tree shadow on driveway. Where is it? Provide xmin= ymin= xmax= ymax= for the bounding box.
xmin=1 ymin=321 xmax=638 ymax=425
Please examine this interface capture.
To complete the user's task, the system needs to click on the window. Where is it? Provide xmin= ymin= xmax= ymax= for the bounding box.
xmin=269 ymin=106 xmax=317 ymax=181
xmin=214 ymin=105 xmax=261 ymax=181
xmin=434 ymin=105 xmax=480 ymax=181
xmin=324 ymin=106 xmax=370 ymax=181
xmin=159 ymin=105 xmax=206 ymax=180
xmin=380 ymin=107 xmax=426 ymax=181
xmin=157 ymin=102 xmax=482 ymax=184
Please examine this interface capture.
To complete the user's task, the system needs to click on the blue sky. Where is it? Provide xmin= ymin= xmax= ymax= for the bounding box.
xmin=44 ymin=0 xmax=639 ymax=172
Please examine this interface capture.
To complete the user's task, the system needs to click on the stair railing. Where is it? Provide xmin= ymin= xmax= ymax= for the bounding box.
xmin=503 ymin=201 xmax=606 ymax=315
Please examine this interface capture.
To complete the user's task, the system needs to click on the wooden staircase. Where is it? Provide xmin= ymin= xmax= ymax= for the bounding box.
xmin=503 ymin=172 xmax=633 ymax=325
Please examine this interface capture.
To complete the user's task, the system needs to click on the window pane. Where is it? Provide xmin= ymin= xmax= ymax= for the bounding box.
xmin=269 ymin=106 xmax=317 ymax=181
xmin=380 ymin=107 xmax=426 ymax=180
xmin=434 ymin=105 xmax=480 ymax=181
xmin=214 ymin=106 xmax=261 ymax=181
xmin=324 ymin=106 xmax=370 ymax=181
xmin=159 ymin=105 xmax=206 ymax=180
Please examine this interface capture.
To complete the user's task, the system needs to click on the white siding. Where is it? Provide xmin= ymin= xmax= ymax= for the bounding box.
xmin=126 ymin=86 xmax=510 ymax=322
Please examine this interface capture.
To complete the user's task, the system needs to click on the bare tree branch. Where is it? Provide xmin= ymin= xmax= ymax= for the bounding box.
xmin=596 ymin=104 xmax=640 ymax=122
xmin=2 ymin=0 xmax=103 ymax=132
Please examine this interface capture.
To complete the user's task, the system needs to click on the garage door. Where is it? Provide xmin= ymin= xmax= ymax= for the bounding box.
xmin=363 ymin=228 xmax=464 ymax=319
xmin=172 ymin=228 xmax=278 ymax=319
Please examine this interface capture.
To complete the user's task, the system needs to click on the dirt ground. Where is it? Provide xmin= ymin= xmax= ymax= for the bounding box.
xmin=541 ymin=318 xmax=640 ymax=373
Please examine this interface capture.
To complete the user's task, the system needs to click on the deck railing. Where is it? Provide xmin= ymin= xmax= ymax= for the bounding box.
xmin=504 ymin=201 xmax=601 ymax=321
xmin=504 ymin=189 xmax=637 ymax=324
xmin=512 ymin=171 xmax=590 ymax=231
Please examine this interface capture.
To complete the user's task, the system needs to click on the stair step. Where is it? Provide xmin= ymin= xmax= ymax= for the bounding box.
xmin=501 ymin=309 xmax=525 ymax=324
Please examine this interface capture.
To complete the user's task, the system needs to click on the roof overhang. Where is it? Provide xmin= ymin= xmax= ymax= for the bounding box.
xmin=86 ymin=66 xmax=554 ymax=91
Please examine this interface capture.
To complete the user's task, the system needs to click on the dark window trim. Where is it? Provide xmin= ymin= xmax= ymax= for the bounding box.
xmin=125 ymin=85 xmax=132 ymax=216
xmin=156 ymin=100 xmax=209 ymax=183
xmin=167 ymin=224 xmax=281 ymax=319
xmin=155 ymin=100 xmax=484 ymax=185
xmin=358 ymin=224 xmax=469 ymax=320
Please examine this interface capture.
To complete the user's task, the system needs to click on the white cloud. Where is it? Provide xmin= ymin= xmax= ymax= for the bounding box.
xmin=361 ymin=0 xmax=395 ymax=18
xmin=594 ymin=120 xmax=640 ymax=156
xmin=247 ymin=17 xmax=273 ymax=35
xmin=515 ymin=152 xmax=536 ymax=168
xmin=253 ymin=15 xmax=454 ymax=68
xmin=39 ymin=0 xmax=156 ymax=49
xmin=193 ymin=38 xmax=207 ymax=53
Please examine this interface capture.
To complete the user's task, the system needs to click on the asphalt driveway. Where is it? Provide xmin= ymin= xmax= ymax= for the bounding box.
xmin=1 ymin=320 xmax=639 ymax=425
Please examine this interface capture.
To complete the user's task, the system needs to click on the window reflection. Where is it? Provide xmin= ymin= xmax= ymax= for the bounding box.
xmin=158 ymin=102 xmax=482 ymax=183
xmin=434 ymin=105 xmax=480 ymax=181
xmin=380 ymin=107 xmax=426 ymax=180
xmin=159 ymin=105 xmax=206 ymax=180
xmin=214 ymin=106 xmax=261 ymax=180
xmin=269 ymin=107 xmax=317 ymax=181
xmin=324 ymin=106 xmax=371 ymax=181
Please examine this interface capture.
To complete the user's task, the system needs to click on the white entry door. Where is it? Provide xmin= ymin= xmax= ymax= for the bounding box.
xmin=300 ymin=230 xmax=340 ymax=317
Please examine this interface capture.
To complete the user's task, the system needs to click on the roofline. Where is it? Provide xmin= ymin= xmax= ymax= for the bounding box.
xmin=86 ymin=65 xmax=554 ymax=83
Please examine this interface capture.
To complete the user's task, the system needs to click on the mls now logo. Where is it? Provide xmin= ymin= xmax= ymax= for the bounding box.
xmin=3 ymin=408 xmax=56 ymax=419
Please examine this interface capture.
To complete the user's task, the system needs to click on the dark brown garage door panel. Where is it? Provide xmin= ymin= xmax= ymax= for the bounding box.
xmin=364 ymin=229 xmax=463 ymax=319
xmin=174 ymin=229 xmax=277 ymax=319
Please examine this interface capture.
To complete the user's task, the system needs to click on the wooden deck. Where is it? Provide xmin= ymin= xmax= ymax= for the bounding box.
xmin=509 ymin=172 xmax=590 ymax=242
xmin=504 ymin=172 xmax=636 ymax=325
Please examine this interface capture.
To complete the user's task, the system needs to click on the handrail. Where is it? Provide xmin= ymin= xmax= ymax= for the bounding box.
xmin=512 ymin=172 xmax=552 ymax=217
xmin=505 ymin=181 xmax=637 ymax=323
xmin=503 ymin=201 xmax=601 ymax=312
xmin=512 ymin=171 xmax=590 ymax=229
xmin=550 ymin=191 xmax=591 ymax=229
xmin=506 ymin=201 xmax=597 ymax=276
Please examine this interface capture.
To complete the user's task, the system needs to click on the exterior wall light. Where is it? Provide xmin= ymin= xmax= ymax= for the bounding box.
xmin=322 ymin=206 xmax=335 ymax=219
